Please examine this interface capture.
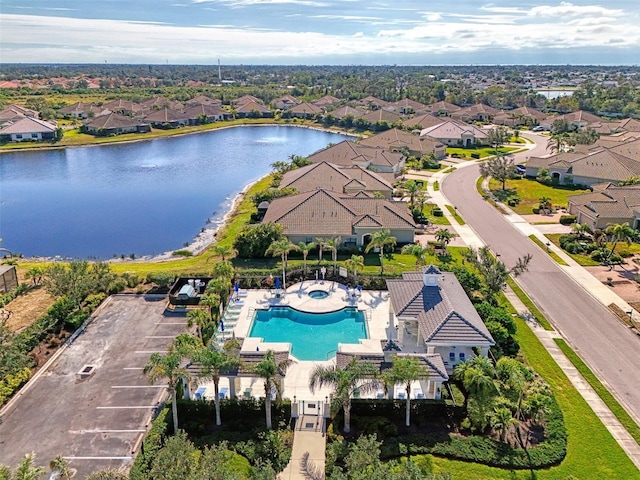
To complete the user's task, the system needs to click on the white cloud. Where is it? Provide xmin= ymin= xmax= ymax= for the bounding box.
xmin=528 ymin=2 xmax=623 ymax=18
xmin=192 ymin=0 xmax=329 ymax=6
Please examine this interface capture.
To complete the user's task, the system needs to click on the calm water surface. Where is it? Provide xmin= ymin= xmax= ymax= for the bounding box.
xmin=0 ymin=126 xmax=348 ymax=259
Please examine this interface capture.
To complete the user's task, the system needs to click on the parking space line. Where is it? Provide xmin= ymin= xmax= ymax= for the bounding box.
xmin=111 ymin=385 xmax=165 ymax=389
xmin=123 ymin=367 xmax=144 ymax=370
xmin=134 ymin=350 xmax=167 ymax=354
xmin=154 ymin=322 xmax=187 ymax=325
xmin=64 ymin=456 xmax=133 ymax=461
xmin=96 ymin=406 xmax=158 ymax=409
xmin=145 ymin=335 xmax=176 ymax=339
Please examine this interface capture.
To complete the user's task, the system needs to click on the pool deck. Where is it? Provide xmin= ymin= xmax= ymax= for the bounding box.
xmin=201 ymin=281 xmax=394 ymax=401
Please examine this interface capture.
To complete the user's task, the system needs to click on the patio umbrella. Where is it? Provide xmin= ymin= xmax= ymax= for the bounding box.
xmin=275 ymin=277 xmax=281 ymax=289
xmin=234 ymin=281 xmax=239 ymax=293
xmin=221 ymin=320 xmax=225 ymax=331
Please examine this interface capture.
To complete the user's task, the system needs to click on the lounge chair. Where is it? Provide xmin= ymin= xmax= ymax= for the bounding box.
xmin=219 ymin=387 xmax=229 ymax=399
xmin=237 ymin=290 xmax=248 ymax=297
xmin=243 ymin=387 xmax=253 ymax=399
xmin=413 ymin=388 xmax=424 ymax=399
xmin=376 ymin=391 xmax=385 ymax=399
xmin=397 ymin=391 xmax=406 ymax=400
xmin=194 ymin=386 xmax=207 ymax=400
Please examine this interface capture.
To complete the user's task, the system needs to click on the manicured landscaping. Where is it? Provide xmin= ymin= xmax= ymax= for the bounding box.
xmin=447 ymin=146 xmax=518 ymax=159
xmin=445 ymin=205 xmax=465 ymax=225
xmin=488 ymin=178 xmax=590 ymax=215
xmin=528 ymin=235 xmax=569 ymax=265
xmin=554 ymin=338 xmax=640 ymax=445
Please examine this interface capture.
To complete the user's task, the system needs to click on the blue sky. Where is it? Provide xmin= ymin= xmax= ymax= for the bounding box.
xmin=1 ymin=0 xmax=639 ymax=65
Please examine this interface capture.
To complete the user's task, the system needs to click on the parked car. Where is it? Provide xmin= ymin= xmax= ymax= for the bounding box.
xmin=532 ymin=126 xmax=544 ymax=132
xmin=515 ymin=164 xmax=526 ymax=174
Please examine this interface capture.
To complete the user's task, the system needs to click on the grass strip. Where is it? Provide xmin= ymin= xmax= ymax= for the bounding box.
xmin=554 ymin=337 xmax=640 ymax=445
xmin=528 ymin=235 xmax=569 ymax=266
xmin=505 ymin=277 xmax=554 ymax=330
xmin=445 ymin=205 xmax=465 ymax=225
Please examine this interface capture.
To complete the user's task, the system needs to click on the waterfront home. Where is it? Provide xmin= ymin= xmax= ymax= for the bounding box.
xmin=262 ymin=188 xmax=415 ymax=248
xmin=0 ymin=117 xmax=57 ymax=143
xmin=359 ymin=128 xmax=446 ymax=159
xmin=279 ymin=161 xmax=393 ymax=199
xmin=420 ymin=120 xmax=488 ymax=147
xmin=306 ymin=140 xmax=406 ymax=175
xmin=386 ymin=265 xmax=495 ymax=374
xmin=82 ymin=113 xmax=151 ymax=136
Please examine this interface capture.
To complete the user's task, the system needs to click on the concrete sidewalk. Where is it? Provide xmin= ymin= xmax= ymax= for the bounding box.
xmin=425 ymin=163 xmax=640 ymax=471
xmin=279 ymin=416 xmax=326 ymax=480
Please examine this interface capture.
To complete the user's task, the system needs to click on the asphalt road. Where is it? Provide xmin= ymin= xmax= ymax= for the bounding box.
xmin=441 ymin=137 xmax=640 ymax=424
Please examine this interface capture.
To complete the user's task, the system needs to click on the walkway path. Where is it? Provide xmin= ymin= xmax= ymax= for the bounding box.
xmin=425 ymin=160 xmax=640 ymax=470
xmin=279 ymin=415 xmax=326 ymax=480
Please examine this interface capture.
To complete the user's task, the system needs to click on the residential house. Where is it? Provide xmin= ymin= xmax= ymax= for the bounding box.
xmin=493 ymin=106 xmax=547 ymax=127
xmin=279 ymin=161 xmax=394 ymax=199
xmin=235 ymin=101 xmax=273 ymax=118
xmin=103 ymin=99 xmax=146 ymax=116
xmin=359 ymin=128 xmax=446 ymax=159
xmin=182 ymin=104 xmax=228 ymax=124
xmin=328 ymin=105 xmax=366 ymax=120
xmin=312 ymin=95 xmax=341 ymax=109
xmin=386 ymin=98 xmax=428 ymax=115
xmin=83 ymin=113 xmax=151 ymax=136
xmin=0 ymin=104 xmax=39 ymax=126
xmin=525 ymin=146 xmax=640 ymax=186
xmin=58 ymin=102 xmax=110 ymax=120
xmin=425 ymin=101 xmax=461 ymax=117
xmin=306 ymin=140 xmax=406 ymax=175
xmin=567 ymin=184 xmax=640 ymax=230
xmin=420 ymin=120 xmax=488 ymax=147
xmin=351 ymin=96 xmax=389 ymax=110
xmin=451 ymin=103 xmax=501 ymax=123
xmin=0 ymin=117 xmax=57 ymax=143
xmin=404 ymin=113 xmax=445 ymax=130
xmin=262 ymin=188 xmax=416 ymax=248
xmin=185 ymin=95 xmax=222 ymax=107
xmin=559 ymin=110 xmax=602 ymax=129
xmin=272 ymin=95 xmax=300 ymax=110
xmin=143 ymin=108 xmax=190 ymax=128
xmin=288 ymin=102 xmax=323 ymax=119
xmin=233 ymin=95 xmax=263 ymax=107
xmin=359 ymin=109 xmax=402 ymax=128
xmin=386 ymin=265 xmax=495 ymax=374
xmin=142 ymin=96 xmax=183 ymax=111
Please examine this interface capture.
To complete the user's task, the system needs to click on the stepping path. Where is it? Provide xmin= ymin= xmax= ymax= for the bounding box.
xmin=279 ymin=415 xmax=326 ymax=480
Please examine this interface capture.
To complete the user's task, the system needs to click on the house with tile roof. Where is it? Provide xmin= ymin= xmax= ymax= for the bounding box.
xmin=420 ymin=120 xmax=488 ymax=147
xmin=328 ymin=105 xmax=366 ymax=120
xmin=82 ymin=112 xmax=151 ymax=136
xmin=142 ymin=96 xmax=183 ymax=110
xmin=185 ymin=95 xmax=222 ymax=107
xmin=272 ymin=95 xmax=300 ymax=110
xmin=559 ymin=110 xmax=602 ymax=129
xmin=404 ymin=113 xmax=445 ymax=130
xmin=306 ymin=140 xmax=406 ymax=175
xmin=359 ymin=108 xmax=403 ymax=127
xmin=58 ymin=102 xmax=110 ymax=120
xmin=0 ymin=117 xmax=58 ymax=143
xmin=279 ymin=161 xmax=393 ymax=199
xmin=425 ymin=101 xmax=462 ymax=116
xmin=287 ymin=102 xmax=323 ymax=119
xmin=103 ymin=99 xmax=145 ymax=116
xmin=233 ymin=94 xmax=263 ymax=107
xmin=351 ymin=96 xmax=389 ymax=110
xmin=235 ymin=101 xmax=273 ymax=118
xmin=312 ymin=95 xmax=341 ymax=108
xmin=0 ymin=104 xmax=39 ymax=126
xmin=451 ymin=103 xmax=501 ymax=123
xmin=493 ymin=106 xmax=548 ymax=127
xmin=143 ymin=107 xmax=190 ymax=128
xmin=359 ymin=128 xmax=446 ymax=159
xmin=386 ymin=266 xmax=495 ymax=374
xmin=568 ymin=184 xmax=640 ymax=230
xmin=526 ymin=145 xmax=640 ymax=186
xmin=386 ymin=98 xmax=428 ymax=115
xmin=182 ymin=104 xmax=229 ymax=124
xmin=262 ymin=188 xmax=415 ymax=248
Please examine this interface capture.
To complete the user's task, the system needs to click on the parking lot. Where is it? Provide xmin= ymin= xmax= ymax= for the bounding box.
xmin=0 ymin=295 xmax=187 ymax=478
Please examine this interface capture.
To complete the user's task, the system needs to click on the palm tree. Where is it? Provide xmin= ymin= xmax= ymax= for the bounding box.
xmin=344 ymin=254 xmax=364 ymax=283
xmin=538 ymin=196 xmax=552 ymax=214
xmin=605 ymin=222 xmax=635 ymax=260
xmin=309 ymin=357 xmax=379 ymax=434
xmin=452 ymin=355 xmax=497 ymax=410
xmin=325 ymin=236 xmax=341 ymax=275
xmin=401 ymin=243 xmax=431 ymax=267
xmin=364 ymin=229 xmax=397 ymax=274
xmin=402 ymin=179 xmax=421 ymax=207
xmin=25 ymin=267 xmax=44 ymax=286
xmin=297 ymin=241 xmax=315 ymax=277
xmin=315 ymin=237 xmax=327 ymax=264
xmin=12 ymin=453 xmax=45 ymax=480
xmin=546 ymin=132 xmax=572 ymax=154
xmin=434 ymin=228 xmax=453 ymax=250
xmin=570 ymin=222 xmax=592 ymax=239
xmin=49 ymin=455 xmax=72 ymax=480
xmin=206 ymin=277 xmax=231 ymax=309
xmin=491 ymin=406 xmax=517 ymax=443
xmin=144 ymin=344 xmax=192 ymax=435
xmin=187 ymin=308 xmax=210 ymax=343
xmin=212 ymin=244 xmax=235 ymax=261
xmin=253 ymin=350 xmax=292 ymax=430
xmin=382 ymin=356 xmax=427 ymax=427
xmin=192 ymin=345 xmax=240 ymax=426
xmin=265 ymin=238 xmax=298 ymax=289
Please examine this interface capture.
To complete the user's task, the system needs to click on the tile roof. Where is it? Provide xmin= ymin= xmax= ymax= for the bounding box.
xmin=307 ymin=140 xmax=404 ymax=169
xmin=143 ymin=107 xmax=190 ymax=122
xmin=359 ymin=128 xmax=443 ymax=155
xmin=420 ymin=120 xmax=488 ymax=141
xmin=312 ymin=95 xmax=341 ymax=107
xmin=233 ymin=94 xmax=263 ymax=106
xmin=84 ymin=112 xmax=147 ymax=129
xmin=181 ymin=104 xmax=226 ymax=118
xmin=404 ymin=113 xmax=445 ymax=130
xmin=360 ymin=109 xmax=402 ymax=124
xmin=353 ymin=96 xmax=389 ymax=108
xmin=329 ymin=105 xmax=366 ymax=119
xmin=288 ymin=102 xmax=323 ymax=115
xmin=236 ymin=101 xmax=271 ymax=114
xmin=387 ymin=98 xmax=428 ymax=112
xmin=262 ymin=189 xmax=415 ymax=237
xmin=0 ymin=116 xmax=57 ymax=134
xmin=568 ymin=185 xmax=640 ymax=219
xmin=186 ymin=95 xmax=222 ymax=107
xmin=425 ymin=101 xmax=462 ymax=113
xmin=335 ymin=352 xmax=448 ymax=380
xmin=386 ymin=267 xmax=494 ymax=346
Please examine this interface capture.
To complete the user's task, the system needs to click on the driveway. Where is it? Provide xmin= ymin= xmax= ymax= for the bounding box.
xmin=0 ymin=295 xmax=187 ymax=478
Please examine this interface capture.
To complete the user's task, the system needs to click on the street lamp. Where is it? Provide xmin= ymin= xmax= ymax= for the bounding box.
xmin=627 ymin=310 xmax=633 ymax=323
xmin=546 ymin=241 xmax=551 ymax=252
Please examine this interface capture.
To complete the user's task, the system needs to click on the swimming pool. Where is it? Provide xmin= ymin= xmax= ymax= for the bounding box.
xmin=249 ymin=307 xmax=367 ymax=361
xmin=308 ymin=290 xmax=329 ymax=299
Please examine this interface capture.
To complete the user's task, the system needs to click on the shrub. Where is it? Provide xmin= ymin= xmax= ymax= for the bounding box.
xmin=0 ymin=367 xmax=31 ymax=405
xmin=618 ymin=249 xmax=634 ymax=258
xmin=559 ymin=215 xmax=577 ymax=225
xmin=146 ymin=272 xmax=175 ymax=288
xmin=432 ymin=207 xmax=443 ymax=217
xmin=532 ymin=207 xmax=540 ymax=214
xmin=172 ymin=249 xmax=193 ymax=257
xmin=591 ymin=250 xmax=605 ymax=262
xmin=470 ymin=152 xmax=481 ymax=159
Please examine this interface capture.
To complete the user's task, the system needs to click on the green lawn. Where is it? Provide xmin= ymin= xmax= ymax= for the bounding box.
xmin=447 ymin=146 xmax=518 ymax=159
xmin=545 ymin=233 xmax=640 ymax=267
xmin=445 ymin=205 xmax=465 ymax=225
xmin=506 ymin=277 xmax=554 ymax=330
xmin=488 ymin=178 xmax=590 ymax=215
xmin=528 ymin=235 xmax=569 ymax=266
xmin=424 ymin=204 xmax=451 ymax=225
xmin=426 ymin=292 xmax=640 ymax=479
xmin=554 ymin=338 xmax=640 ymax=445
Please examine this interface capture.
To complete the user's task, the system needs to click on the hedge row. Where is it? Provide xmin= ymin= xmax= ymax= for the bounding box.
xmin=129 ymin=407 xmax=171 ymax=480
xmin=0 ymin=283 xmax=29 ymax=308
xmin=378 ymin=396 xmax=567 ymax=469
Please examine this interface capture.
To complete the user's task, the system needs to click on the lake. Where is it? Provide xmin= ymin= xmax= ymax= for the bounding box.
xmin=0 ymin=126 xmax=349 ymax=259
